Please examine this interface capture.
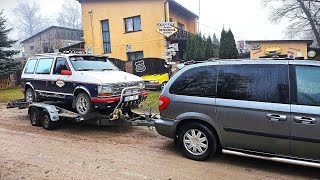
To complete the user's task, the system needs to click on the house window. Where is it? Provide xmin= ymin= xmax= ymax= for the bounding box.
xmin=127 ymin=51 xmax=144 ymax=61
xmin=101 ymin=20 xmax=111 ymax=54
xmin=124 ymin=16 xmax=141 ymax=33
xmin=177 ymin=22 xmax=185 ymax=30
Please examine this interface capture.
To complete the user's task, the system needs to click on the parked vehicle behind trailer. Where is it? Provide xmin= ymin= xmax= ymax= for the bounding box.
xmin=155 ymin=59 xmax=320 ymax=168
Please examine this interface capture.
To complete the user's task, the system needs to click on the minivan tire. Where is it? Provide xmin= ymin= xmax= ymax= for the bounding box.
xmin=25 ymin=88 xmax=36 ymax=102
xmin=178 ymin=123 xmax=218 ymax=161
xmin=75 ymin=92 xmax=93 ymax=115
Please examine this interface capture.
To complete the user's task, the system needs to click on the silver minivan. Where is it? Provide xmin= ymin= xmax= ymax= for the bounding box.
xmin=155 ymin=60 xmax=320 ymax=167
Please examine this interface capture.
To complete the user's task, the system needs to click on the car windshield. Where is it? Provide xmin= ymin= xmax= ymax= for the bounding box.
xmin=69 ymin=56 xmax=119 ymax=71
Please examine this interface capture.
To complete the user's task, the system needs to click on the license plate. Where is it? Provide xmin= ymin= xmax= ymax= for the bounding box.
xmin=124 ymin=95 xmax=139 ymax=102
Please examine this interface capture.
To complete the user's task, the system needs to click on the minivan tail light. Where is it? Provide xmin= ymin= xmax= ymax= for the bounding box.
xmin=159 ymin=96 xmax=170 ymax=111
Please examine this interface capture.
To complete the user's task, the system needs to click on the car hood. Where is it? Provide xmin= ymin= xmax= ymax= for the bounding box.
xmin=79 ymin=70 xmax=143 ymax=84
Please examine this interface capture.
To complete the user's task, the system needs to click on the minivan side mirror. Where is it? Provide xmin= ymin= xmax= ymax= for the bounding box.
xmin=61 ymin=70 xmax=72 ymax=75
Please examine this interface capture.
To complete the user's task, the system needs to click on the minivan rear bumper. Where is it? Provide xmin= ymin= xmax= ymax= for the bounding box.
xmin=154 ymin=118 xmax=177 ymax=139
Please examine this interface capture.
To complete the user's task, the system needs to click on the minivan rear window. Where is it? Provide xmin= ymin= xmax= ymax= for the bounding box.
xmin=24 ymin=59 xmax=37 ymax=74
xmin=169 ymin=66 xmax=218 ymax=98
xmin=217 ymin=64 xmax=289 ymax=104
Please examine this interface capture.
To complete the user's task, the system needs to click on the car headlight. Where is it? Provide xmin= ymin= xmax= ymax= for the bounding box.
xmin=98 ymin=85 xmax=113 ymax=97
xmin=138 ymin=82 xmax=145 ymax=88
xmin=150 ymin=80 xmax=159 ymax=84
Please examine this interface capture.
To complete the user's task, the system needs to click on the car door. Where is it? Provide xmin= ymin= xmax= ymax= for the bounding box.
xmin=290 ymin=64 xmax=320 ymax=161
xmin=33 ymin=57 xmax=55 ymax=98
xmin=50 ymin=57 xmax=74 ymax=100
xmin=216 ymin=62 xmax=291 ymax=155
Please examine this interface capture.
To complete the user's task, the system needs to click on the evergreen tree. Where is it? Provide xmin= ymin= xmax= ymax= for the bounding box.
xmin=226 ymin=29 xmax=239 ymax=59
xmin=219 ymin=29 xmax=238 ymax=59
xmin=0 ymin=10 xmax=19 ymax=76
xmin=219 ymin=29 xmax=228 ymax=59
xmin=212 ymin=33 xmax=220 ymax=46
xmin=204 ymin=35 xmax=215 ymax=59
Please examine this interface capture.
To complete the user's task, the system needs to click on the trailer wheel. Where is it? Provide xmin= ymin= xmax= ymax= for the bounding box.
xmin=41 ymin=110 xmax=56 ymax=130
xmin=29 ymin=107 xmax=41 ymax=126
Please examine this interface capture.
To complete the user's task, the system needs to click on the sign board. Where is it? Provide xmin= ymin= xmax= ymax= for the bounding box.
xmin=308 ymin=50 xmax=317 ymax=58
xmin=157 ymin=22 xmax=178 ymax=38
xmin=86 ymin=47 xmax=92 ymax=54
xmin=238 ymin=40 xmax=245 ymax=50
xmin=126 ymin=44 xmax=132 ymax=52
xmin=251 ymin=43 xmax=261 ymax=50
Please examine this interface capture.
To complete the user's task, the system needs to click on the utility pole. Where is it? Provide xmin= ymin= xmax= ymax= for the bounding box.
xmin=198 ymin=0 xmax=200 ymax=33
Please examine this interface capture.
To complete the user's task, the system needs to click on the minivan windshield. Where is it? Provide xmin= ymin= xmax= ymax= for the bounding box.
xmin=69 ymin=56 xmax=119 ymax=71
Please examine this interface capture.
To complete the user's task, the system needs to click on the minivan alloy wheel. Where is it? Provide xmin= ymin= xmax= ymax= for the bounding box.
xmin=77 ymin=96 xmax=89 ymax=114
xmin=183 ymin=129 xmax=208 ymax=156
xmin=25 ymin=89 xmax=34 ymax=102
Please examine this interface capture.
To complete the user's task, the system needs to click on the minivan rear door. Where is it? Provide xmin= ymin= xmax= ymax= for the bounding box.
xmin=290 ymin=64 xmax=320 ymax=161
xmin=216 ymin=62 xmax=290 ymax=156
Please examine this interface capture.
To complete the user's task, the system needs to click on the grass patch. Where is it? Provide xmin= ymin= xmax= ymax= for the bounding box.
xmin=0 ymin=86 xmax=23 ymax=102
xmin=139 ymin=91 xmax=160 ymax=113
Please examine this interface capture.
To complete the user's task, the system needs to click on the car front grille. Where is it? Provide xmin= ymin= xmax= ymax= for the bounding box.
xmin=112 ymin=82 xmax=141 ymax=96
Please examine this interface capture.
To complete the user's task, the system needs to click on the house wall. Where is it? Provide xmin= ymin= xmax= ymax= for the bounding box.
xmin=169 ymin=8 xmax=197 ymax=34
xmin=249 ymin=41 xmax=309 ymax=59
xmin=81 ymin=0 xmax=167 ymax=60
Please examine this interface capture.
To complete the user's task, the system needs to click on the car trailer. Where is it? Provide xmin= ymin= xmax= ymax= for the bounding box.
xmin=6 ymin=99 xmax=156 ymax=130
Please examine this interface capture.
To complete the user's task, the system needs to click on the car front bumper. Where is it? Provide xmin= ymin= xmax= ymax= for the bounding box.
xmin=154 ymin=118 xmax=178 ymax=139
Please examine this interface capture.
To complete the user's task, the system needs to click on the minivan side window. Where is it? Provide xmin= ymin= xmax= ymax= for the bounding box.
xmin=293 ymin=66 xmax=320 ymax=106
xmin=169 ymin=66 xmax=218 ymax=98
xmin=35 ymin=58 xmax=54 ymax=74
xmin=217 ymin=64 xmax=289 ymax=104
xmin=54 ymin=58 xmax=69 ymax=74
xmin=24 ymin=59 xmax=37 ymax=74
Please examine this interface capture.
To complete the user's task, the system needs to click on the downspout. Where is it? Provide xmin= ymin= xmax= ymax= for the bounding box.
xmin=164 ymin=0 xmax=169 ymax=22
xmin=88 ymin=10 xmax=95 ymax=54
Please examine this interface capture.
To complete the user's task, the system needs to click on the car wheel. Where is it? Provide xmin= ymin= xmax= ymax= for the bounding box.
xmin=29 ymin=107 xmax=41 ymax=126
xmin=161 ymin=82 xmax=167 ymax=90
xmin=25 ymin=88 xmax=35 ymax=102
xmin=75 ymin=92 xmax=93 ymax=115
xmin=41 ymin=110 xmax=56 ymax=130
xmin=178 ymin=123 xmax=219 ymax=161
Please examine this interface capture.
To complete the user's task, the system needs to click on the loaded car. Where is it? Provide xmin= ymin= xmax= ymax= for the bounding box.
xmin=155 ymin=59 xmax=320 ymax=167
xmin=21 ymin=53 xmax=147 ymax=115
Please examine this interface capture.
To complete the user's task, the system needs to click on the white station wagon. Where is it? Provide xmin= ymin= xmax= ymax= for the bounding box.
xmin=21 ymin=53 xmax=148 ymax=115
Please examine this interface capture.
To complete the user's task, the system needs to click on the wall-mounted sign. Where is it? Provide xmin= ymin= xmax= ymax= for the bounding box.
xmin=265 ymin=47 xmax=282 ymax=56
xmin=126 ymin=44 xmax=132 ymax=52
xmin=297 ymin=51 xmax=303 ymax=57
xmin=251 ymin=43 xmax=261 ymax=50
xmin=308 ymin=50 xmax=317 ymax=58
xmin=157 ymin=22 xmax=178 ymax=38
xmin=86 ymin=47 xmax=92 ymax=54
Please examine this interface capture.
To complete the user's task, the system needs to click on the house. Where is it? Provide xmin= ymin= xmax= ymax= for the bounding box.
xmin=77 ymin=0 xmax=198 ymax=60
xmin=246 ymin=40 xmax=314 ymax=59
xmin=21 ymin=26 xmax=83 ymax=57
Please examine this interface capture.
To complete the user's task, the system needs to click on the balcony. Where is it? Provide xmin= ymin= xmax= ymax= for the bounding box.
xmin=171 ymin=28 xmax=193 ymax=40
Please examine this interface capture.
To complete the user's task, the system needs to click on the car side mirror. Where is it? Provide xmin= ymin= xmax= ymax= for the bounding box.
xmin=61 ymin=70 xmax=72 ymax=75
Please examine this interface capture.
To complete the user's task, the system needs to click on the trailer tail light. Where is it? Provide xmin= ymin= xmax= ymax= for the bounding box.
xmin=159 ymin=96 xmax=170 ymax=111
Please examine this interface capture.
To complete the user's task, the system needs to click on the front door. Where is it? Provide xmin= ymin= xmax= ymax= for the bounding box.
xmin=51 ymin=57 xmax=74 ymax=101
xmin=290 ymin=65 xmax=320 ymax=161
xmin=217 ymin=63 xmax=291 ymax=155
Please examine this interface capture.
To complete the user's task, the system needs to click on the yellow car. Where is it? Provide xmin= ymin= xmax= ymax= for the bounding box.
xmin=142 ymin=73 xmax=169 ymax=90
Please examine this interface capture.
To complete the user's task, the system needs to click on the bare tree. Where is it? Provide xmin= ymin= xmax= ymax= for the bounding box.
xmin=57 ymin=0 xmax=82 ymax=30
xmin=263 ymin=0 xmax=320 ymax=47
xmin=12 ymin=0 xmax=49 ymax=39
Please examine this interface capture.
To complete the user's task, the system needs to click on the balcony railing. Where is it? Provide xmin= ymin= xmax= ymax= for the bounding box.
xmin=171 ymin=28 xmax=193 ymax=40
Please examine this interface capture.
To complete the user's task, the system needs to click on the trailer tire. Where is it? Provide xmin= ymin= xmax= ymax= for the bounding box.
xmin=41 ymin=110 xmax=56 ymax=130
xmin=29 ymin=107 xmax=41 ymax=126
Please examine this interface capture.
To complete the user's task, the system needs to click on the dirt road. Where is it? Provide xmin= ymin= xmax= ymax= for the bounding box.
xmin=0 ymin=104 xmax=319 ymax=180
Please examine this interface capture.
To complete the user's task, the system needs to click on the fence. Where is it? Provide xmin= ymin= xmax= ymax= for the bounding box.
xmin=108 ymin=58 xmax=169 ymax=77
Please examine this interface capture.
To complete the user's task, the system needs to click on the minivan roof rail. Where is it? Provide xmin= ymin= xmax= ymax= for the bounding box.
xmin=34 ymin=53 xmax=62 ymax=57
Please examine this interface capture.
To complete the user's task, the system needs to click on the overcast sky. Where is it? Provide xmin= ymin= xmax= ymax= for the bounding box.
xmin=2 ymin=0 xmax=288 ymax=41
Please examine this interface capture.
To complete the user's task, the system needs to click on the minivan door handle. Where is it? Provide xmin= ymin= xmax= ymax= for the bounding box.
xmin=294 ymin=116 xmax=317 ymax=125
xmin=266 ymin=114 xmax=287 ymax=121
